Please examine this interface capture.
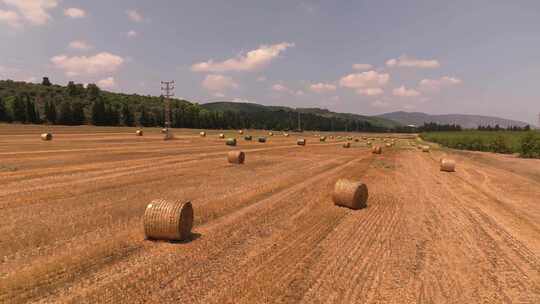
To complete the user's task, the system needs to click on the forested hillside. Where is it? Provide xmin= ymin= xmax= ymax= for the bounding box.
xmin=0 ymin=78 xmax=398 ymax=132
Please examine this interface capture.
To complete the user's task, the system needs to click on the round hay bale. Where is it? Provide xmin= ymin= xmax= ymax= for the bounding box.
xmin=283 ymin=133 xmax=290 ymax=137
xmin=226 ymin=138 xmax=237 ymax=146
xmin=422 ymin=145 xmax=430 ymax=152
xmin=228 ymin=151 xmax=245 ymax=164
xmin=297 ymin=138 xmax=306 ymax=146
xmin=343 ymin=142 xmax=351 ymax=148
xmin=332 ymin=179 xmax=368 ymax=210
xmin=268 ymin=132 xmax=274 ymax=136
xmin=366 ymin=141 xmax=372 ymax=146
xmin=258 ymin=137 xmax=266 ymax=143
xmin=320 ymin=136 xmax=327 ymax=142
xmin=136 ymin=130 xmax=143 ymax=136
xmin=372 ymin=145 xmax=382 ymax=154
xmin=144 ymin=200 xmax=193 ymax=241
xmin=161 ymin=128 xmax=168 ymax=134
xmin=244 ymin=135 xmax=253 ymax=141
xmin=219 ymin=133 xmax=225 ymax=139
xmin=41 ymin=133 xmax=53 ymax=141
xmin=385 ymin=143 xmax=391 ymax=147
xmin=200 ymin=131 xmax=206 ymax=137
xmin=347 ymin=136 xmax=353 ymax=141
xmin=440 ymin=159 xmax=456 ymax=172
xmin=238 ymin=130 xmax=244 ymax=135
xmin=354 ymin=138 xmax=359 ymax=142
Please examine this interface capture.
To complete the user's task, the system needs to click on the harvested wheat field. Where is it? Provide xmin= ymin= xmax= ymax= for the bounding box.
xmin=0 ymin=124 xmax=539 ymax=304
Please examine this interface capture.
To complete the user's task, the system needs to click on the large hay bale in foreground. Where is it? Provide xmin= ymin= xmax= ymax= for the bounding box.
xmin=422 ymin=145 xmax=430 ymax=152
xmin=228 ymin=151 xmax=245 ymax=164
xmin=135 ymin=130 xmax=143 ymax=136
xmin=332 ymin=179 xmax=368 ymax=210
xmin=226 ymin=138 xmax=237 ymax=146
xmin=200 ymin=131 xmax=206 ymax=137
xmin=41 ymin=133 xmax=53 ymax=141
xmin=343 ymin=142 xmax=351 ymax=148
xmin=440 ymin=159 xmax=456 ymax=172
xmin=144 ymin=200 xmax=193 ymax=241
xmin=372 ymin=145 xmax=382 ymax=154
xmin=244 ymin=135 xmax=253 ymax=141
xmin=258 ymin=137 xmax=267 ymax=143
xmin=320 ymin=136 xmax=327 ymax=142
xmin=297 ymin=138 xmax=306 ymax=146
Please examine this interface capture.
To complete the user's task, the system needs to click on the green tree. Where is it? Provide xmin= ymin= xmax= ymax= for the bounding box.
xmin=58 ymin=101 xmax=73 ymax=125
xmin=0 ymin=97 xmax=10 ymax=121
xmin=121 ymin=103 xmax=134 ymax=126
xmin=12 ymin=96 xmax=26 ymax=122
xmin=41 ymin=77 xmax=52 ymax=86
xmin=24 ymin=96 xmax=38 ymax=123
xmin=139 ymin=104 xmax=151 ymax=127
xmin=45 ymin=100 xmax=57 ymax=124
xmin=91 ymin=98 xmax=106 ymax=125
xmin=86 ymin=83 xmax=101 ymax=100
xmin=71 ymin=101 xmax=86 ymax=125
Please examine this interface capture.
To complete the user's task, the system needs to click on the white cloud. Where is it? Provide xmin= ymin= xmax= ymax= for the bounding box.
xmin=272 ymin=83 xmax=289 ymax=92
xmin=330 ymin=95 xmax=340 ymax=102
xmin=64 ymin=7 xmax=85 ymax=18
xmin=256 ymin=76 xmax=266 ymax=82
xmin=309 ymin=82 xmax=336 ymax=93
xmin=97 ymin=76 xmax=116 ymax=89
xmin=2 ymin=0 xmax=58 ymax=25
xmin=68 ymin=40 xmax=92 ymax=51
xmin=356 ymin=87 xmax=384 ymax=96
xmin=296 ymin=90 xmax=305 ymax=96
xmin=371 ymin=100 xmax=390 ymax=108
xmin=231 ymin=97 xmax=251 ymax=103
xmin=191 ymin=42 xmax=294 ymax=72
xmin=213 ymin=92 xmax=225 ymax=98
xmin=339 ymin=70 xmax=389 ymax=90
xmin=386 ymin=55 xmax=440 ymax=69
xmin=50 ymin=52 xmax=124 ymax=76
xmin=393 ymin=85 xmax=421 ymax=97
xmin=0 ymin=9 xmax=21 ymax=28
xmin=126 ymin=9 xmax=143 ymax=22
xmin=352 ymin=63 xmax=373 ymax=71
xmin=127 ymin=30 xmax=137 ymax=38
xmin=202 ymin=74 xmax=238 ymax=93
xmin=419 ymin=76 xmax=462 ymax=92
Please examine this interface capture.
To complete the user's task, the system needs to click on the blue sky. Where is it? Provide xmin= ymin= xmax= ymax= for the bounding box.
xmin=1 ymin=0 xmax=539 ymax=124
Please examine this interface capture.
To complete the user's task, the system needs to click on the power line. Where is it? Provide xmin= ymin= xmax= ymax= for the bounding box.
xmin=160 ymin=81 xmax=175 ymax=128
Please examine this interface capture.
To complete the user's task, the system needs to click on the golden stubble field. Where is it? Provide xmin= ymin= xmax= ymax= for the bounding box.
xmin=0 ymin=124 xmax=539 ymax=304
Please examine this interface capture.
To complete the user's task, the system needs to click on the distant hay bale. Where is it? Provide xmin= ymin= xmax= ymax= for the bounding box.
xmin=269 ymin=132 xmax=274 ymax=136
xmin=238 ymin=130 xmax=244 ymax=135
xmin=332 ymin=179 xmax=368 ymax=210
xmin=244 ymin=135 xmax=253 ymax=141
xmin=258 ymin=137 xmax=267 ymax=143
xmin=228 ymin=151 xmax=245 ymax=164
xmin=422 ymin=145 xmax=430 ymax=152
xmin=144 ymin=200 xmax=193 ymax=241
xmin=366 ymin=141 xmax=372 ymax=146
xmin=320 ymin=136 xmax=327 ymax=142
xmin=297 ymin=138 xmax=306 ymax=146
xmin=135 ymin=130 xmax=143 ymax=136
xmin=372 ymin=145 xmax=382 ymax=154
xmin=200 ymin=131 xmax=206 ymax=137
xmin=347 ymin=136 xmax=353 ymax=141
xmin=283 ymin=133 xmax=290 ymax=137
xmin=386 ymin=143 xmax=391 ymax=147
xmin=354 ymin=138 xmax=359 ymax=142
xmin=343 ymin=142 xmax=351 ymax=148
xmin=226 ymin=138 xmax=237 ymax=146
xmin=440 ymin=159 xmax=456 ymax=172
xmin=161 ymin=128 xmax=168 ymax=134
xmin=362 ymin=137 xmax=368 ymax=140
xmin=41 ymin=133 xmax=53 ymax=141
xmin=219 ymin=133 xmax=225 ymax=139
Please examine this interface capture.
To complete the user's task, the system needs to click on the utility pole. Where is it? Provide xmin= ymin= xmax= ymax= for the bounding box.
xmin=161 ymin=80 xmax=175 ymax=128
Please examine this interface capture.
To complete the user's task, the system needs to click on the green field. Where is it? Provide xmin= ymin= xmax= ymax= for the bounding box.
xmin=421 ymin=131 xmax=540 ymax=158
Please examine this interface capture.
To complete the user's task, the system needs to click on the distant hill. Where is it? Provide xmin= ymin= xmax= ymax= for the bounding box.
xmin=202 ymin=102 xmax=401 ymax=129
xmin=377 ymin=111 xmax=533 ymax=129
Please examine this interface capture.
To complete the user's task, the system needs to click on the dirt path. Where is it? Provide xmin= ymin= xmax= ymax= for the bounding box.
xmin=0 ymin=125 xmax=539 ymax=303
